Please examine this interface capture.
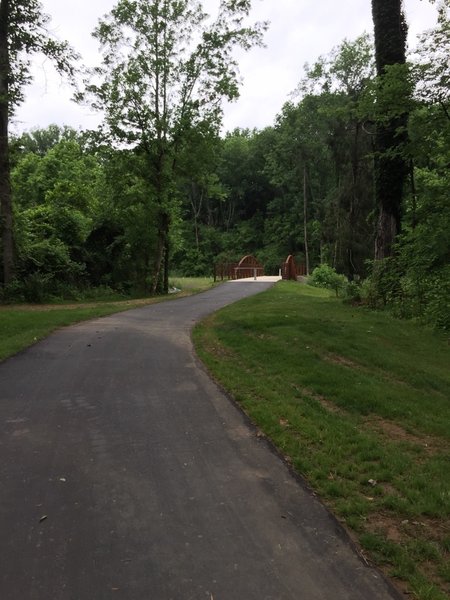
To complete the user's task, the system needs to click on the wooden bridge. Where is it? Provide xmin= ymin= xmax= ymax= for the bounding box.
xmin=281 ymin=255 xmax=307 ymax=280
xmin=214 ymin=255 xmax=264 ymax=281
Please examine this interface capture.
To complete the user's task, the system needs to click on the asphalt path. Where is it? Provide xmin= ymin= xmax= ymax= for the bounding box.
xmin=0 ymin=282 xmax=401 ymax=600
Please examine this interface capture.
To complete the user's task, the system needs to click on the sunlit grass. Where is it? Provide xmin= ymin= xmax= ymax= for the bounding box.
xmin=194 ymin=281 xmax=450 ymax=600
xmin=169 ymin=276 xmax=217 ymax=292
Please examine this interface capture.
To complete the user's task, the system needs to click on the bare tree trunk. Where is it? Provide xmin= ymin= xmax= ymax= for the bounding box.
xmin=150 ymin=0 xmax=171 ymax=296
xmin=374 ymin=209 xmax=398 ymax=260
xmin=347 ymin=121 xmax=361 ymax=279
xmin=190 ymin=181 xmax=203 ymax=252
xmin=151 ymin=211 xmax=169 ymax=294
xmin=409 ymin=159 xmax=417 ymax=230
xmin=163 ymin=234 xmax=169 ymax=294
xmin=303 ymin=165 xmax=310 ymax=276
xmin=0 ymin=0 xmax=14 ymax=285
xmin=373 ymin=126 xmax=407 ymax=260
xmin=333 ymin=172 xmax=341 ymax=269
xmin=333 ymin=237 xmax=338 ymax=269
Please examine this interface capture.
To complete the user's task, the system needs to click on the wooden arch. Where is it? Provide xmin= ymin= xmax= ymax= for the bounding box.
xmin=282 ymin=255 xmax=307 ymax=280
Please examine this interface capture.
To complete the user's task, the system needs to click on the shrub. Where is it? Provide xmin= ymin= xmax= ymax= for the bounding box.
xmin=343 ymin=280 xmax=363 ymax=304
xmin=363 ymin=258 xmax=403 ymax=309
xmin=364 ymin=259 xmax=450 ymax=330
xmin=309 ymin=264 xmax=347 ymax=296
xmin=1 ymin=273 xmax=54 ymax=303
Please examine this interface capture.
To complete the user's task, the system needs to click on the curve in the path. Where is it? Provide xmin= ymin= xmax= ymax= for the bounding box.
xmin=0 ymin=282 xmax=400 ymax=600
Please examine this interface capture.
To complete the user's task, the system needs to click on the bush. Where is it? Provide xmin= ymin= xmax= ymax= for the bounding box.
xmin=413 ymin=266 xmax=450 ymax=330
xmin=363 ymin=258 xmax=403 ymax=309
xmin=0 ymin=279 xmax=26 ymax=303
xmin=309 ymin=264 xmax=347 ymax=296
xmin=1 ymin=273 xmax=54 ymax=303
xmin=364 ymin=258 xmax=450 ymax=330
xmin=343 ymin=280 xmax=363 ymax=304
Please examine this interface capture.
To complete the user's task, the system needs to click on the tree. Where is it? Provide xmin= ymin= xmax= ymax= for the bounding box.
xmin=265 ymin=36 xmax=375 ymax=278
xmin=81 ymin=0 xmax=266 ymax=293
xmin=371 ymin=0 xmax=409 ymax=259
xmin=381 ymin=3 xmax=450 ymax=328
xmin=12 ymin=124 xmax=78 ymax=157
xmin=412 ymin=4 xmax=450 ymax=120
xmin=0 ymin=0 xmax=77 ymax=286
xmin=0 ymin=0 xmax=12 ymax=285
xmin=11 ymin=134 xmax=105 ymax=298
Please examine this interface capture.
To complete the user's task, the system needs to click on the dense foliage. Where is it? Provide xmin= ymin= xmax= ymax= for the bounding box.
xmin=0 ymin=0 xmax=78 ymax=285
xmin=1 ymin=2 xmax=449 ymax=328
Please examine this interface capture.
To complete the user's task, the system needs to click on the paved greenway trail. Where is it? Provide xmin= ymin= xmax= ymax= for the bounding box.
xmin=0 ymin=281 xmax=400 ymax=600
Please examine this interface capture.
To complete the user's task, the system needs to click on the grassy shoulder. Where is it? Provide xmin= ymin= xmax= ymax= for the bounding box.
xmin=193 ymin=281 xmax=450 ymax=600
xmin=0 ymin=277 xmax=217 ymax=362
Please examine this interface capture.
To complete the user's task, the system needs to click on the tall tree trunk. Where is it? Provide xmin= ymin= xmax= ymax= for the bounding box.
xmin=409 ymin=158 xmax=417 ymax=230
xmin=190 ymin=181 xmax=203 ymax=253
xmin=373 ymin=121 xmax=408 ymax=259
xmin=371 ymin=0 xmax=409 ymax=260
xmin=151 ymin=211 xmax=169 ymax=295
xmin=0 ymin=0 xmax=14 ymax=285
xmin=163 ymin=234 xmax=169 ymax=294
xmin=333 ymin=174 xmax=341 ymax=269
xmin=347 ymin=121 xmax=360 ymax=279
xmin=303 ymin=165 xmax=310 ymax=276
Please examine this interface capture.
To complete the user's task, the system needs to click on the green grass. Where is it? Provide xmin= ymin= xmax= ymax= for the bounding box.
xmin=0 ymin=277 xmax=217 ymax=362
xmin=194 ymin=281 xmax=450 ymax=600
xmin=0 ymin=305 xmax=130 ymax=361
xmin=169 ymin=276 xmax=217 ymax=293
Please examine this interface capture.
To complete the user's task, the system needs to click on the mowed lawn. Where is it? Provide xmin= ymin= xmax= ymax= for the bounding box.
xmin=194 ymin=281 xmax=450 ymax=600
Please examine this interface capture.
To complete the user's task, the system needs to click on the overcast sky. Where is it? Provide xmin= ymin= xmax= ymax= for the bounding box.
xmin=13 ymin=0 xmax=439 ymax=135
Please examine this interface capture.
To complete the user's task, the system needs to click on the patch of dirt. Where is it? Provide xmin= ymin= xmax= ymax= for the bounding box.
xmin=256 ymin=333 xmax=275 ymax=341
xmin=364 ymin=511 xmax=450 ymax=595
xmin=313 ymin=394 xmax=343 ymax=414
xmin=203 ymin=339 xmax=236 ymax=361
xmin=380 ymin=482 xmax=402 ymax=497
xmin=295 ymin=386 xmax=345 ymax=415
xmin=324 ymin=353 xmax=362 ymax=369
xmin=363 ymin=415 xmax=448 ymax=455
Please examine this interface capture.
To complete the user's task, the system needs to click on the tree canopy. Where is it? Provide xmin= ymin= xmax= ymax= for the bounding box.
xmin=78 ymin=0 xmax=266 ymax=292
xmin=0 ymin=0 xmax=77 ymax=284
xmin=1 ymin=1 xmax=449 ymax=330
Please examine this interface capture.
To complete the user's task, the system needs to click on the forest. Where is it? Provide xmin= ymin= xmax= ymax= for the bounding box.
xmin=0 ymin=0 xmax=449 ymax=330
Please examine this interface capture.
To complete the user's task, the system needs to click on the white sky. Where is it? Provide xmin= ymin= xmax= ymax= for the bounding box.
xmin=13 ymin=0 xmax=439 ymax=135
